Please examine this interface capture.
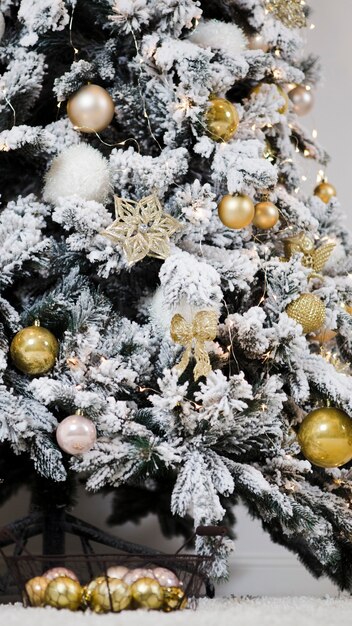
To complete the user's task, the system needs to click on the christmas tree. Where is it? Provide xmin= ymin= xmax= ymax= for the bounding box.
xmin=1 ymin=0 xmax=352 ymax=594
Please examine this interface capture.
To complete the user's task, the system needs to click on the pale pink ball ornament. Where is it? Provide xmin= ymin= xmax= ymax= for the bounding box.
xmin=153 ymin=567 xmax=181 ymax=587
xmin=106 ymin=565 xmax=129 ymax=579
xmin=56 ymin=413 xmax=96 ymax=455
xmin=123 ymin=568 xmax=156 ymax=585
xmin=288 ymin=85 xmax=314 ymax=116
xmin=43 ymin=567 xmax=79 ymax=583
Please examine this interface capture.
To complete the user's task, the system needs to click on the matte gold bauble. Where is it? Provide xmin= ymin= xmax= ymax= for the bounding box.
xmin=286 ymin=294 xmax=326 ymax=334
xmin=90 ymin=578 xmax=132 ymax=613
xmin=253 ymin=201 xmax=279 ymax=229
xmin=130 ymin=577 xmax=164 ymax=610
xmin=67 ymin=84 xmax=115 ymax=133
xmin=218 ymin=194 xmax=255 ymax=229
xmin=314 ymin=181 xmax=336 ymax=204
xmin=288 ymin=85 xmax=314 ymax=116
xmin=251 ymin=83 xmax=289 ymax=114
xmin=44 ymin=576 xmax=82 ymax=611
xmin=163 ymin=586 xmax=188 ymax=612
xmin=205 ymin=97 xmax=239 ymax=142
xmin=25 ymin=576 xmax=49 ymax=607
xmin=298 ymin=407 xmax=352 ymax=468
xmin=10 ymin=322 xmax=58 ymax=375
xmin=247 ymin=32 xmax=269 ymax=52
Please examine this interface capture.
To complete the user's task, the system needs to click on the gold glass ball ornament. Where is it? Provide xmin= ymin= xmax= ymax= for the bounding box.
xmin=130 ymin=577 xmax=164 ymax=610
xmin=82 ymin=576 xmax=107 ymax=608
xmin=25 ymin=576 xmax=49 ymax=607
xmin=253 ymin=201 xmax=279 ymax=229
xmin=67 ymin=84 xmax=115 ymax=133
xmin=218 ymin=194 xmax=255 ymax=229
xmin=251 ymin=83 xmax=289 ymax=114
xmin=286 ymin=293 xmax=326 ymax=334
xmin=90 ymin=578 xmax=132 ymax=613
xmin=288 ymin=85 xmax=314 ymax=116
xmin=163 ymin=587 xmax=188 ymax=612
xmin=205 ymin=96 xmax=239 ymax=142
xmin=314 ymin=181 xmax=337 ymax=204
xmin=247 ymin=32 xmax=269 ymax=52
xmin=298 ymin=407 xmax=352 ymax=468
xmin=44 ymin=576 xmax=82 ymax=611
xmin=10 ymin=321 xmax=59 ymax=375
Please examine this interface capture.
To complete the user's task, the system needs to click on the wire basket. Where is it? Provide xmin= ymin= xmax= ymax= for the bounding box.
xmin=0 ymin=525 xmax=227 ymax=610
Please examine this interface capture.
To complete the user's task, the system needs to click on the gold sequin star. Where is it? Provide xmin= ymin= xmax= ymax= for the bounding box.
xmin=265 ymin=0 xmax=307 ymax=29
xmin=101 ymin=194 xmax=182 ymax=265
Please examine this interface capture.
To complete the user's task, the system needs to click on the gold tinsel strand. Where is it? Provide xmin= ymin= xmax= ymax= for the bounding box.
xmin=265 ymin=0 xmax=307 ymax=29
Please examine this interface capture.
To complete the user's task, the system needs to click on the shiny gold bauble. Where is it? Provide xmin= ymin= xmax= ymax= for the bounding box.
xmin=253 ymin=201 xmax=279 ymax=229
xmin=44 ymin=576 xmax=82 ymax=611
xmin=163 ymin=586 xmax=188 ymax=612
xmin=247 ymin=32 xmax=269 ymax=52
xmin=286 ymin=294 xmax=326 ymax=334
xmin=130 ymin=577 xmax=164 ymax=610
xmin=90 ymin=577 xmax=132 ymax=613
xmin=10 ymin=323 xmax=59 ymax=375
xmin=288 ymin=85 xmax=314 ymax=116
xmin=314 ymin=181 xmax=337 ymax=204
xmin=218 ymin=194 xmax=255 ymax=229
xmin=67 ymin=84 xmax=115 ymax=133
xmin=298 ymin=407 xmax=352 ymax=468
xmin=25 ymin=576 xmax=49 ymax=607
xmin=205 ymin=97 xmax=239 ymax=142
xmin=251 ymin=83 xmax=289 ymax=114
xmin=82 ymin=576 xmax=107 ymax=607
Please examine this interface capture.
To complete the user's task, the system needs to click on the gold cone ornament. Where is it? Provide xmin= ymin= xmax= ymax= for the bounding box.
xmin=298 ymin=407 xmax=352 ymax=468
xmin=281 ymin=232 xmax=335 ymax=278
xmin=286 ymin=294 xmax=326 ymax=334
xmin=170 ymin=310 xmax=218 ymax=380
xmin=10 ymin=320 xmax=59 ymax=375
xmin=265 ymin=0 xmax=307 ymax=29
xmin=314 ymin=181 xmax=337 ymax=204
xmin=101 ymin=194 xmax=182 ymax=265
xmin=205 ymin=97 xmax=239 ymax=142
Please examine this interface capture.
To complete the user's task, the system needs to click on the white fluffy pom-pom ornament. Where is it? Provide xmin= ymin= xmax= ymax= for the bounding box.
xmin=188 ymin=19 xmax=247 ymax=56
xmin=43 ymin=144 xmax=111 ymax=204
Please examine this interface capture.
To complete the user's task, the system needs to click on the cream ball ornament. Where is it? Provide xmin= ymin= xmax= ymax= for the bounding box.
xmin=67 ymin=84 xmax=115 ymax=133
xmin=288 ymin=85 xmax=314 ymax=116
xmin=56 ymin=412 xmax=97 ymax=455
xmin=218 ymin=194 xmax=255 ymax=229
xmin=247 ymin=32 xmax=269 ymax=52
xmin=43 ymin=144 xmax=111 ymax=205
xmin=253 ymin=201 xmax=279 ymax=229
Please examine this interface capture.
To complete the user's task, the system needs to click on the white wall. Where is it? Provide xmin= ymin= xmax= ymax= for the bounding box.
xmin=1 ymin=3 xmax=349 ymax=599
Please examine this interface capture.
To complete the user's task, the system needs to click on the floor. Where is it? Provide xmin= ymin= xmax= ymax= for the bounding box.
xmin=0 ymin=596 xmax=351 ymax=626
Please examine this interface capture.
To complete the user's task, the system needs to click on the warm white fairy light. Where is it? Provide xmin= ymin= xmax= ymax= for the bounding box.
xmin=312 ymin=129 xmax=318 ymax=139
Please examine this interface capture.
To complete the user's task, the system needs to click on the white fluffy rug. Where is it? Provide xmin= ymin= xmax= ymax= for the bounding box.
xmin=0 ymin=596 xmax=351 ymax=626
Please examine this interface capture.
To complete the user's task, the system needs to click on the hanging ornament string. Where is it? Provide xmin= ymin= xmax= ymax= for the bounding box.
xmin=170 ymin=310 xmax=219 ymax=380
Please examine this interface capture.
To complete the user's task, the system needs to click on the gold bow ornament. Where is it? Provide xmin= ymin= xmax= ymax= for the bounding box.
xmin=170 ymin=310 xmax=219 ymax=380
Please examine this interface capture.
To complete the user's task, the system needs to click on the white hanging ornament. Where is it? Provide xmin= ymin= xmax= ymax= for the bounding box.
xmin=188 ymin=19 xmax=247 ymax=56
xmin=43 ymin=144 xmax=111 ymax=204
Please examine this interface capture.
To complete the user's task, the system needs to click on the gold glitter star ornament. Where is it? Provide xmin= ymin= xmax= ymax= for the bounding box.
xmin=265 ymin=0 xmax=307 ymax=29
xmin=101 ymin=194 xmax=182 ymax=265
